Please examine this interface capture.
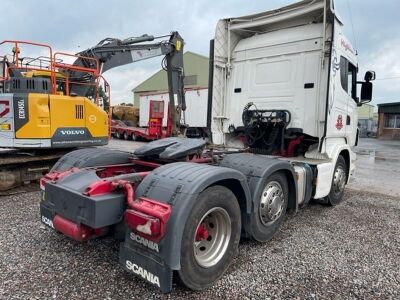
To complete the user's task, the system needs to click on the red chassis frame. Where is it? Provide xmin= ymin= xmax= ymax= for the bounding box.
xmin=40 ymin=154 xmax=213 ymax=242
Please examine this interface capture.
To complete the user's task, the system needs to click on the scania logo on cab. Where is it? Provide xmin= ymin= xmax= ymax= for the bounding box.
xmin=126 ymin=260 xmax=160 ymax=288
xmin=130 ymin=232 xmax=159 ymax=252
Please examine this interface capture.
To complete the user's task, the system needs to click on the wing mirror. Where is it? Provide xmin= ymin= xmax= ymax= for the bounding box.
xmin=357 ymin=71 xmax=375 ymax=106
xmin=364 ymin=71 xmax=376 ymax=82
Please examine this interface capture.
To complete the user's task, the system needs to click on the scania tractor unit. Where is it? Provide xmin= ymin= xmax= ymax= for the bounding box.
xmin=39 ymin=0 xmax=374 ymax=293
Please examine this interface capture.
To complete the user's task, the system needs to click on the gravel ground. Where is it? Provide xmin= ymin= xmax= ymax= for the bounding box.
xmin=0 ymin=189 xmax=399 ymax=299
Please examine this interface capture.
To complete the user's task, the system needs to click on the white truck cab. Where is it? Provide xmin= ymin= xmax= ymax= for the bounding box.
xmin=210 ymin=0 xmax=375 ymax=201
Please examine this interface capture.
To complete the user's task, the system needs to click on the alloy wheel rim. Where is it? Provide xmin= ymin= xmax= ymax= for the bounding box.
xmin=333 ymin=166 xmax=346 ymax=195
xmin=193 ymin=207 xmax=231 ymax=268
xmin=259 ymin=181 xmax=284 ymax=225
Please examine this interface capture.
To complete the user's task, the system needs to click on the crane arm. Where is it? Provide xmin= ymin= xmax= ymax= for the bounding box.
xmin=77 ymin=34 xmax=169 ymax=73
xmin=69 ymin=32 xmax=186 ymax=136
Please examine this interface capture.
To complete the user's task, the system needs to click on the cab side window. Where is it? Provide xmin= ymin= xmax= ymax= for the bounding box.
xmin=340 ymin=56 xmax=357 ymax=102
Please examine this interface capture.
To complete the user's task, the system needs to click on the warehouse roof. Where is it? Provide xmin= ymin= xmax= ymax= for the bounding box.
xmin=132 ymin=51 xmax=209 ymax=93
xmin=378 ymin=102 xmax=400 ymax=114
xmin=377 ymin=102 xmax=400 ymax=107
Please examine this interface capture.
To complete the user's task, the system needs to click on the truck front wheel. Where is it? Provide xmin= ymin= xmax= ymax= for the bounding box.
xmin=250 ymin=172 xmax=288 ymax=242
xmin=177 ymin=185 xmax=241 ymax=291
xmin=325 ymin=155 xmax=347 ymax=206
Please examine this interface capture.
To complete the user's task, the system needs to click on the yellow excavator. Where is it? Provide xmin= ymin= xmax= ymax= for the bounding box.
xmin=0 ymin=33 xmax=185 ymax=190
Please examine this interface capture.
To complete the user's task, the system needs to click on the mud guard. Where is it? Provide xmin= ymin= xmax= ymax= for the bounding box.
xmin=220 ymin=153 xmax=298 ymax=238
xmin=51 ymin=148 xmax=133 ymax=172
xmin=125 ymin=162 xmax=251 ymax=288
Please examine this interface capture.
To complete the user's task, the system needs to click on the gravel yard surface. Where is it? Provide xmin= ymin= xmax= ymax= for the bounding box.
xmin=0 ymin=189 xmax=399 ymax=299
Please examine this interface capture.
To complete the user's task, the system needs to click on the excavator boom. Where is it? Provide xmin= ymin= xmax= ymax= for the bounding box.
xmin=70 ymin=32 xmax=185 ymax=135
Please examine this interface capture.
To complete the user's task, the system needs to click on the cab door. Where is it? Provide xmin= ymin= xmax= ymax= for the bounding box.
xmin=340 ymin=57 xmax=358 ymax=146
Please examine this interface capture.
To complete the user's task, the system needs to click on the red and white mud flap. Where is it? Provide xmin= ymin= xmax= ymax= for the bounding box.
xmin=119 ymin=239 xmax=173 ymax=293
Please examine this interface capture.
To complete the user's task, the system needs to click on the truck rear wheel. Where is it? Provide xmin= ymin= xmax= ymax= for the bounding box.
xmin=177 ymin=185 xmax=241 ymax=291
xmin=325 ymin=155 xmax=347 ymax=206
xmin=250 ymin=172 xmax=288 ymax=242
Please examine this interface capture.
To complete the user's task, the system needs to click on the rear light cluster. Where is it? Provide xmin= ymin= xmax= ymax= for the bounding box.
xmin=39 ymin=177 xmax=47 ymax=191
xmin=124 ymin=197 xmax=171 ymax=242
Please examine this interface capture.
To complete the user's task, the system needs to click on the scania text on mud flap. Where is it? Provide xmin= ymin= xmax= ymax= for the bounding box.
xmin=125 ymin=260 xmax=160 ymax=288
xmin=41 ymin=216 xmax=54 ymax=229
xmin=40 ymin=0 xmax=375 ymax=293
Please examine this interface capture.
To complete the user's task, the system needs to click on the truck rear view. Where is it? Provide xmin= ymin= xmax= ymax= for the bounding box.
xmin=40 ymin=0 xmax=375 ymax=293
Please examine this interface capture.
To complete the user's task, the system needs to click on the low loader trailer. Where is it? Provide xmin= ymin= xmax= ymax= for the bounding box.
xmin=111 ymin=100 xmax=172 ymax=141
xmin=40 ymin=0 xmax=375 ymax=293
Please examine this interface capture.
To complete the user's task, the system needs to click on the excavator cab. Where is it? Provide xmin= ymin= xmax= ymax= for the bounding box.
xmin=23 ymin=70 xmax=67 ymax=95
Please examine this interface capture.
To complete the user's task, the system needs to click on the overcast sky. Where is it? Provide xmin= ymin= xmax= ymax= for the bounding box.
xmin=2 ymin=0 xmax=399 ymax=107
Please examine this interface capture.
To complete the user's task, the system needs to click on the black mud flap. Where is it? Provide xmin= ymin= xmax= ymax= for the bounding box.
xmin=40 ymin=201 xmax=56 ymax=230
xmin=119 ymin=243 xmax=173 ymax=293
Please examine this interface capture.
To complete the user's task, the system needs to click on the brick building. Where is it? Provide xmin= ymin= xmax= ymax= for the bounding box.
xmin=377 ymin=102 xmax=400 ymax=140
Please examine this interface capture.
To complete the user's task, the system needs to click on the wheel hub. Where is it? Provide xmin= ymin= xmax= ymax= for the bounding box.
xmin=333 ymin=166 xmax=346 ymax=195
xmin=259 ymin=181 xmax=284 ymax=225
xmin=193 ymin=207 xmax=231 ymax=268
xmin=195 ymin=224 xmax=209 ymax=241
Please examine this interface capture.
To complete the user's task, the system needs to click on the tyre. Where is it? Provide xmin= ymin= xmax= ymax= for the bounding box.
xmin=178 ymin=185 xmax=241 ymax=291
xmin=123 ymin=132 xmax=130 ymax=140
xmin=325 ymin=155 xmax=347 ymax=206
xmin=115 ymin=131 xmax=121 ymax=139
xmin=51 ymin=148 xmax=132 ymax=172
xmin=250 ymin=172 xmax=288 ymax=242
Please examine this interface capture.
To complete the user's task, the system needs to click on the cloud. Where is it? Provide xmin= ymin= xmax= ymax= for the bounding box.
xmin=2 ymin=0 xmax=400 ymax=106
xmin=360 ymin=38 xmax=400 ymax=104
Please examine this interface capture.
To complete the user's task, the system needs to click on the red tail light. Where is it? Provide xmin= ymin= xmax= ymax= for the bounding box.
xmin=39 ymin=177 xmax=47 ymax=191
xmin=125 ymin=210 xmax=161 ymax=236
xmin=124 ymin=197 xmax=171 ymax=242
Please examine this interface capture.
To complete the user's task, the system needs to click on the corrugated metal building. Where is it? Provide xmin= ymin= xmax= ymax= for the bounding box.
xmin=132 ymin=52 xmax=209 ymax=107
xmin=377 ymin=102 xmax=400 ymax=140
